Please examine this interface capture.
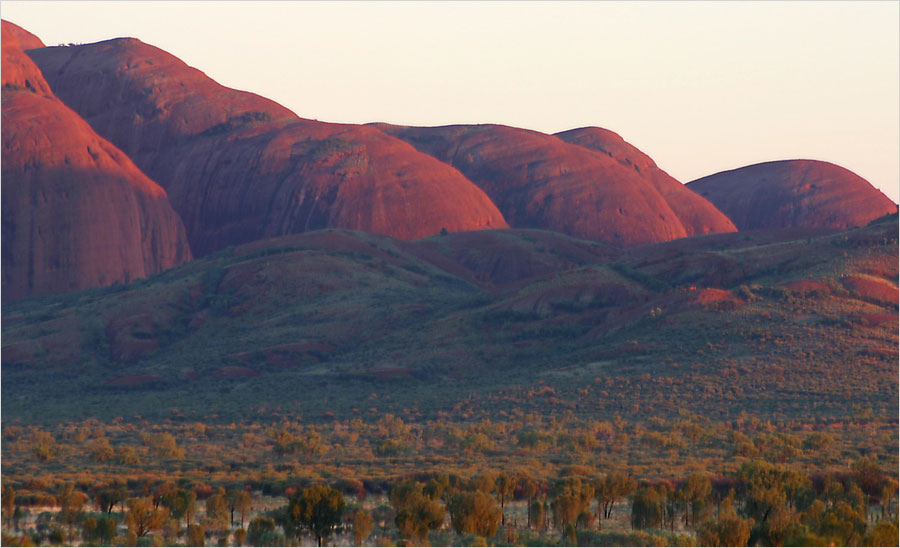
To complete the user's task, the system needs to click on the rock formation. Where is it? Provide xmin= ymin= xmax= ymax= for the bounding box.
xmin=26 ymin=37 xmax=507 ymax=255
xmin=375 ymin=123 xmax=736 ymax=247
xmin=687 ymin=160 xmax=897 ymax=230
xmin=2 ymin=20 xmax=191 ymax=301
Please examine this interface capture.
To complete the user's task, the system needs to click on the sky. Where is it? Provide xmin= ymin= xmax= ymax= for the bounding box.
xmin=2 ymin=1 xmax=898 ymax=202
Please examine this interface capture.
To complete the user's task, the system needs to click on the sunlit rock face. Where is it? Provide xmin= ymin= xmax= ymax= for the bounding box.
xmin=687 ymin=160 xmax=897 ymax=230
xmin=555 ymin=126 xmax=737 ymax=238
xmin=27 ymin=37 xmax=508 ymax=256
xmin=2 ymin=20 xmax=192 ymax=301
xmin=375 ymin=123 xmax=737 ymax=248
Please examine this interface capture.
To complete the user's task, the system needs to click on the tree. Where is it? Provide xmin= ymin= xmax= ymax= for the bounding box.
xmin=679 ymin=472 xmax=712 ymax=528
xmin=2 ymin=486 xmax=15 ymax=529
xmin=495 ymin=474 xmax=515 ymax=526
xmin=57 ymin=484 xmax=86 ymax=538
xmin=595 ymin=470 xmax=637 ymax=528
xmin=519 ymin=475 xmax=538 ymax=528
xmin=631 ymin=485 xmax=665 ymax=530
xmin=235 ymin=491 xmax=253 ymax=529
xmin=550 ymin=478 xmax=594 ymax=541
xmin=853 ymin=457 xmax=886 ymax=521
xmin=447 ymin=490 xmax=502 ymax=538
xmin=528 ymin=498 xmax=547 ymax=532
xmin=865 ymin=521 xmax=899 ymax=547
xmin=126 ymin=497 xmax=168 ymax=538
xmin=696 ymin=490 xmax=754 ymax=546
xmin=185 ymin=490 xmax=198 ymax=529
xmin=161 ymin=488 xmax=192 ymax=529
xmin=283 ymin=485 xmax=345 ymax=547
xmin=247 ymin=516 xmax=283 ymax=546
xmin=187 ymin=524 xmax=206 ymax=546
xmin=94 ymin=484 xmax=125 ymax=515
xmin=390 ymin=481 xmax=445 ymax=545
xmin=82 ymin=515 xmax=117 ymax=545
xmin=205 ymin=487 xmax=229 ymax=532
xmin=881 ymin=478 xmax=898 ymax=520
xmin=351 ymin=508 xmax=373 ymax=546
xmin=233 ymin=527 xmax=247 ymax=547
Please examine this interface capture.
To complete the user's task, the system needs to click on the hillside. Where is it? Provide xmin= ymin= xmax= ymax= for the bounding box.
xmin=375 ymin=123 xmax=737 ymax=247
xmin=1 ymin=20 xmax=192 ymax=302
xmin=24 ymin=37 xmax=508 ymax=256
xmin=687 ymin=160 xmax=897 ymax=230
xmin=3 ymin=215 xmax=896 ymax=424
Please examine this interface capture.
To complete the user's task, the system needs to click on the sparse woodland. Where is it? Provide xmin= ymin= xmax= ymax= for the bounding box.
xmin=1 ymin=407 xmax=897 ymax=546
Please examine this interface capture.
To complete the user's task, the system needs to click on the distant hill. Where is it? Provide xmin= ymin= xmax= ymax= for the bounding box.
xmin=375 ymin=123 xmax=737 ymax=247
xmin=687 ymin=160 xmax=897 ymax=230
xmin=1 ymin=20 xmax=191 ymax=302
xmin=3 ymin=216 xmax=895 ymax=423
xmin=24 ymin=37 xmax=508 ymax=255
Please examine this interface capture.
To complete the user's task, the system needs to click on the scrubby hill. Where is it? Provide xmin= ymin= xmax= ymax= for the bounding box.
xmin=3 ymin=217 xmax=895 ymax=424
xmin=687 ymin=160 xmax=897 ymax=230
xmin=25 ymin=37 xmax=507 ymax=255
xmin=1 ymin=20 xmax=191 ymax=302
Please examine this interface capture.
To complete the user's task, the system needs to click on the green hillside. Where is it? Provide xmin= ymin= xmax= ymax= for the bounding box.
xmin=3 ymin=217 xmax=896 ymax=426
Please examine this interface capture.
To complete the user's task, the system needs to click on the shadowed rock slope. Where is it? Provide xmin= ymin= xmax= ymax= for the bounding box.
xmin=375 ymin=123 xmax=737 ymax=247
xmin=686 ymin=160 xmax=897 ymax=230
xmin=1 ymin=20 xmax=191 ymax=302
xmin=26 ymin=37 xmax=508 ymax=255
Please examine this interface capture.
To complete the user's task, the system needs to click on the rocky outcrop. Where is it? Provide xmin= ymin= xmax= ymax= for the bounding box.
xmin=375 ymin=123 xmax=736 ymax=247
xmin=26 ymin=38 xmax=507 ymax=255
xmin=555 ymin=126 xmax=737 ymax=237
xmin=2 ymin=20 xmax=191 ymax=301
xmin=686 ymin=160 xmax=897 ymax=230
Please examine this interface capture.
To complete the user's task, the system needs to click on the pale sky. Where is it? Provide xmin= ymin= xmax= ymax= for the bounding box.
xmin=2 ymin=1 xmax=898 ymax=202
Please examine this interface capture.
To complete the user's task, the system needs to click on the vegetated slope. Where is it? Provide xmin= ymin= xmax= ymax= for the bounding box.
xmin=686 ymin=160 xmax=897 ymax=230
xmin=3 ymin=216 xmax=896 ymax=424
xmin=1 ymin=20 xmax=191 ymax=302
xmin=374 ymin=123 xmax=736 ymax=247
xmin=555 ymin=126 xmax=737 ymax=236
xmin=25 ymin=37 xmax=507 ymax=256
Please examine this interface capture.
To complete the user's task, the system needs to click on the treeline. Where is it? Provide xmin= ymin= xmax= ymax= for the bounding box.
xmin=1 ymin=458 xmax=897 ymax=546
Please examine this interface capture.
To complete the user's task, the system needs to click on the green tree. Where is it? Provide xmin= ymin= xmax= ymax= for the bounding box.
xmin=495 ymin=474 xmax=515 ymax=526
xmin=865 ymin=521 xmax=899 ymax=547
xmin=351 ymin=508 xmax=373 ymax=546
xmin=2 ymin=486 xmax=15 ymax=530
xmin=390 ymin=481 xmax=444 ymax=546
xmin=679 ymin=472 xmax=712 ymax=528
xmin=94 ymin=484 xmax=126 ymax=514
xmin=233 ymin=527 xmax=247 ymax=547
xmin=283 ymin=485 xmax=345 ymax=547
xmin=528 ymin=498 xmax=547 ymax=532
xmin=595 ymin=470 xmax=637 ymax=528
xmin=852 ymin=457 xmax=886 ymax=521
xmin=447 ymin=490 xmax=502 ymax=538
xmin=246 ymin=516 xmax=283 ymax=546
xmin=205 ymin=488 xmax=229 ymax=532
xmin=187 ymin=524 xmax=206 ymax=546
xmin=126 ymin=497 xmax=168 ymax=538
xmin=57 ymin=483 xmax=86 ymax=538
xmin=235 ymin=491 xmax=253 ymax=529
xmin=519 ymin=475 xmax=538 ymax=528
xmin=550 ymin=477 xmax=594 ymax=541
xmin=82 ymin=515 xmax=117 ymax=545
xmin=696 ymin=491 xmax=754 ymax=546
xmin=631 ymin=485 xmax=665 ymax=530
